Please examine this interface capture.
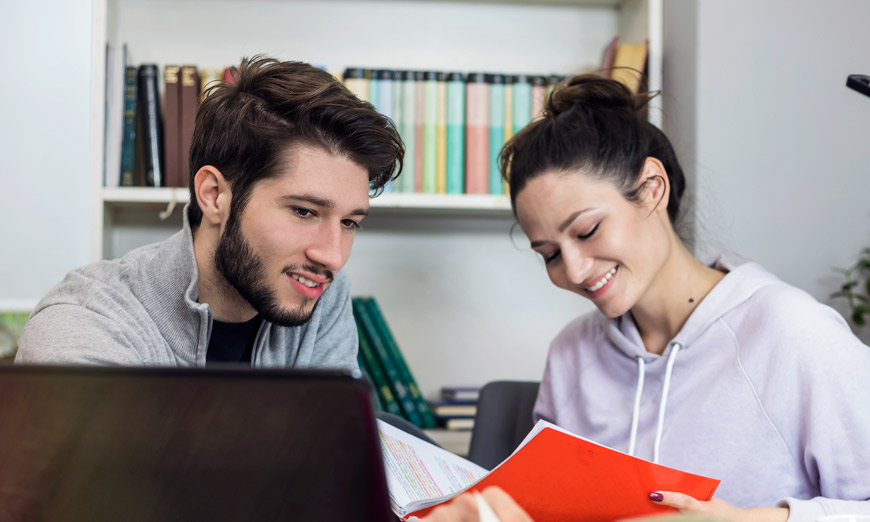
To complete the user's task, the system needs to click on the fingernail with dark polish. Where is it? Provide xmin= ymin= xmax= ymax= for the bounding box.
xmin=649 ymin=492 xmax=664 ymax=502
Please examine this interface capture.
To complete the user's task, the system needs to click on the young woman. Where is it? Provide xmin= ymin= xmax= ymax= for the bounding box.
xmin=501 ymin=75 xmax=870 ymax=522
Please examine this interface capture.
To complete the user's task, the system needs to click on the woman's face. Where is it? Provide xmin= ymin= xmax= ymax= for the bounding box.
xmin=514 ymin=168 xmax=672 ymax=318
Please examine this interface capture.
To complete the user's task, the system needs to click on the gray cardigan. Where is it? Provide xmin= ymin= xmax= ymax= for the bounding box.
xmin=16 ymin=208 xmax=359 ymax=370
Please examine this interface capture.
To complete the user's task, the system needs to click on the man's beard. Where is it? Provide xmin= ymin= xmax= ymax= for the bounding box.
xmin=214 ymin=209 xmax=322 ymax=327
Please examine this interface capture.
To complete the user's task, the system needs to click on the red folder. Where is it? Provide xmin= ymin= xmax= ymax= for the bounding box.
xmin=406 ymin=427 xmax=720 ymax=522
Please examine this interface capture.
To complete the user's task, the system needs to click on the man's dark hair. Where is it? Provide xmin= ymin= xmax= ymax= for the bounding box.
xmin=187 ymin=56 xmax=404 ymax=228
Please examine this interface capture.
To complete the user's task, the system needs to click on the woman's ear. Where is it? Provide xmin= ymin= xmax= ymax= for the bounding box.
xmin=639 ymin=157 xmax=670 ymax=216
xmin=193 ymin=166 xmax=232 ymax=227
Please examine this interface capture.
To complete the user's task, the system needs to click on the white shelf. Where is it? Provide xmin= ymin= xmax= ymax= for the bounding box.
xmin=101 ymin=187 xmax=512 ymax=213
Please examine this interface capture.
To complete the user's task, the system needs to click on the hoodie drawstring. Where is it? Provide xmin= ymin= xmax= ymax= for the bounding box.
xmin=628 ymin=356 xmax=645 ymax=457
xmin=628 ymin=342 xmax=683 ymax=464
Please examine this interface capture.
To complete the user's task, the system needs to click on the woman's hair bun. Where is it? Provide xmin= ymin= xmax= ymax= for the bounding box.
xmin=546 ymin=73 xmax=648 ymax=117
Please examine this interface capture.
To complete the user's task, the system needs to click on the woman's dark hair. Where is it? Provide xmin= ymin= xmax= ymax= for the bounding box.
xmin=187 ymin=56 xmax=404 ymax=228
xmin=501 ymin=74 xmax=685 ymax=223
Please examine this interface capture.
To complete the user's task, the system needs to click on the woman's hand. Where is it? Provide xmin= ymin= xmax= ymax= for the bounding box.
xmin=422 ymin=486 xmax=534 ymax=522
xmin=650 ymin=491 xmax=789 ymax=522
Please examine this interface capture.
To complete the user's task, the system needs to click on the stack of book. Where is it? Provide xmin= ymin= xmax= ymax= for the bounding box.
xmin=352 ymin=296 xmax=437 ymax=429
xmin=342 ymin=68 xmax=566 ymax=197
xmin=429 ymin=386 xmax=481 ymax=431
xmin=102 ymin=43 xmax=229 ymax=188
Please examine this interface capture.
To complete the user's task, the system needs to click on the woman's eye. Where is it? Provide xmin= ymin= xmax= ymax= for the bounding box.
xmin=543 ymin=251 xmax=561 ymax=264
xmin=578 ymin=223 xmax=600 ymax=240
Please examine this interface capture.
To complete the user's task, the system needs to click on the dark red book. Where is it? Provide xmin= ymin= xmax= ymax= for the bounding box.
xmin=163 ymin=65 xmax=181 ymax=188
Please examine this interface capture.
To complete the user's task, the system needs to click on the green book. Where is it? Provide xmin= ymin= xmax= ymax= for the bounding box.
xmin=352 ymin=308 xmax=402 ymax=418
xmin=353 ymin=297 xmax=424 ymax=427
xmin=361 ymin=297 xmax=437 ymax=428
xmin=356 ymin=350 xmax=385 ymax=412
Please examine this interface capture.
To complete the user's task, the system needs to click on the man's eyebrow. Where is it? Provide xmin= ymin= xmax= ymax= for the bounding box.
xmin=280 ymin=194 xmax=369 ymax=217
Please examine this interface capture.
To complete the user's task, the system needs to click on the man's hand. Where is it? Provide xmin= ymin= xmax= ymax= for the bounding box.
xmin=422 ymin=486 xmax=534 ymax=522
xmin=650 ymin=491 xmax=789 ymax=522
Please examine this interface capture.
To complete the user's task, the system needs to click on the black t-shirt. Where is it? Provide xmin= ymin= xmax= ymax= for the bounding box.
xmin=206 ymin=314 xmax=263 ymax=365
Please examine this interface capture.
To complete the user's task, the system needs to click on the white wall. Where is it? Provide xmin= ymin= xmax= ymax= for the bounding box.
xmin=0 ymin=0 xmax=95 ymax=310
xmin=664 ymin=0 xmax=870 ymax=320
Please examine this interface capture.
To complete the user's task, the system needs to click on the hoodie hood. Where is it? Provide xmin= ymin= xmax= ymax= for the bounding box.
xmin=604 ymin=258 xmax=781 ymax=362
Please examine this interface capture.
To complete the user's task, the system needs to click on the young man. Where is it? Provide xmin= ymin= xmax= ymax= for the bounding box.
xmin=16 ymin=57 xmax=403 ymax=369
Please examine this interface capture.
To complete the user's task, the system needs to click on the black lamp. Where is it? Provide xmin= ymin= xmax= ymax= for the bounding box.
xmin=847 ymin=74 xmax=870 ymax=98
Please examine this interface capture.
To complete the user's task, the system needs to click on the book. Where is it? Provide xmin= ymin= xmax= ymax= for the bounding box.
xmin=611 ymin=41 xmax=649 ymax=94
xmin=361 ymin=297 xmax=437 ymax=428
xmin=119 ymin=66 xmax=138 ymax=187
xmin=430 ymin=401 xmax=477 ymax=417
xmin=179 ymin=65 xmax=200 ymax=188
xmin=445 ymin=417 xmax=474 ymax=431
xmin=378 ymin=419 xmax=720 ymax=521
xmin=352 ymin=298 xmax=422 ymax=426
xmin=103 ymin=42 xmax=126 ymax=187
xmin=136 ymin=64 xmax=164 ymax=187
xmin=353 ymin=312 xmax=404 ymax=418
xmin=440 ymin=386 xmax=481 ymax=402
xmin=599 ymin=35 xmax=619 ymax=74
xmin=163 ymin=65 xmax=182 ymax=189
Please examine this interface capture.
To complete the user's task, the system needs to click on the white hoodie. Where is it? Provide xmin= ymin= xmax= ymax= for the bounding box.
xmin=534 ymin=260 xmax=870 ymax=522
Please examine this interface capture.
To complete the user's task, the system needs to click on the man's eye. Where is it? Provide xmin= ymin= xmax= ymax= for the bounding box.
xmin=342 ymin=220 xmax=362 ymax=231
xmin=293 ymin=207 xmax=314 ymax=218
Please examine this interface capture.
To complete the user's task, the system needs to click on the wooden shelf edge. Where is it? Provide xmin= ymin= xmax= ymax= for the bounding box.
xmin=101 ymin=188 xmax=512 ymax=213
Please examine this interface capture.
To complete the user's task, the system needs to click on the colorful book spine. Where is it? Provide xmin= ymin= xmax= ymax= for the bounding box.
xmin=361 ymin=297 xmax=436 ymax=428
xmin=445 ymin=72 xmax=465 ymax=195
xmin=435 ymin=72 xmax=448 ymax=194
xmin=414 ymin=71 xmax=425 ymax=193
xmin=487 ymin=73 xmax=506 ymax=195
xmin=368 ymin=70 xmax=380 ymax=117
xmin=465 ymin=72 xmax=489 ymax=194
xmin=422 ymin=71 xmax=439 ymax=194
xmin=531 ymin=75 xmax=547 ymax=121
xmin=377 ymin=69 xmax=396 ymax=193
xmin=119 ymin=66 xmax=138 ymax=187
xmin=163 ymin=65 xmax=182 ymax=189
xmin=399 ymin=70 xmax=417 ymax=193
xmin=343 ymin=67 xmax=369 ymax=103
xmin=179 ymin=65 xmax=199 ymax=188
xmin=137 ymin=64 xmax=164 ymax=187
xmin=352 ymin=298 xmax=423 ymax=427
xmin=512 ymin=74 xmax=532 ymax=136
xmin=353 ymin=309 xmax=403 ymax=418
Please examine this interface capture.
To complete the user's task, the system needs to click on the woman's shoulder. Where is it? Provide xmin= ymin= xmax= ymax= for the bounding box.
xmin=719 ymin=260 xmax=867 ymax=362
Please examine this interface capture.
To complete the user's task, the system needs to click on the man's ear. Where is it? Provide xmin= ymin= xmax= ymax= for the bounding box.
xmin=193 ymin=165 xmax=232 ymax=227
xmin=638 ymin=157 xmax=670 ymax=216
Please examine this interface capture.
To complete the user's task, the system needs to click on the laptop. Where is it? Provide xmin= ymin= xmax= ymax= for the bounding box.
xmin=0 ymin=365 xmax=393 ymax=522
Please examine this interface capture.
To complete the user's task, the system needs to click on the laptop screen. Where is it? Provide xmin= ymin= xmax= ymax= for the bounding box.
xmin=0 ymin=365 xmax=393 ymax=522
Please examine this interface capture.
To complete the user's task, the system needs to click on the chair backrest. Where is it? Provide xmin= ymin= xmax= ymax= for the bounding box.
xmin=467 ymin=380 xmax=540 ymax=470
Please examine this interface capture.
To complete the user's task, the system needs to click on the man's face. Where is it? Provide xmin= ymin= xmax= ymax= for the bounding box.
xmin=214 ymin=145 xmax=370 ymax=327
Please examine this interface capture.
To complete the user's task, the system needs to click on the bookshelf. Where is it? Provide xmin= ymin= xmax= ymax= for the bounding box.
xmin=89 ymin=0 xmax=661 ymax=399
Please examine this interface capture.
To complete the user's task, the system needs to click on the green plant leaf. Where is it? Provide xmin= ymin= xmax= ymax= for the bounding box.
xmin=853 ymin=310 xmax=867 ymax=327
xmin=831 ymin=291 xmax=849 ymax=299
xmin=858 ymin=259 xmax=870 ymax=270
xmin=855 ymin=294 xmax=870 ymax=303
xmin=841 ymin=280 xmax=859 ymax=291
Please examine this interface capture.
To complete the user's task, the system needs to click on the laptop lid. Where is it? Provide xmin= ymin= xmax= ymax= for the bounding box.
xmin=0 ymin=365 xmax=392 ymax=522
